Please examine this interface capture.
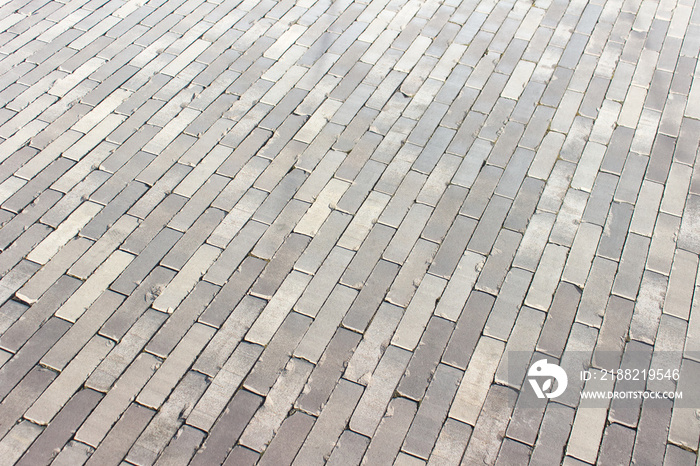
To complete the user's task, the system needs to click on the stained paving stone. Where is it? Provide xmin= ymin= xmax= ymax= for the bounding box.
xmin=0 ymin=0 xmax=695 ymax=462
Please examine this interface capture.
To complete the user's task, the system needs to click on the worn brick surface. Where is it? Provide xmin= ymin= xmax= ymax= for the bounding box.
xmin=0 ymin=0 xmax=696 ymax=462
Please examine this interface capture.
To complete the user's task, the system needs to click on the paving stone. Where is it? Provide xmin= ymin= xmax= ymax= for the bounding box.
xmin=127 ymin=372 xmax=209 ymax=466
xmin=42 ymin=290 xmax=124 ymax=372
xmin=611 ymin=233 xmax=650 ymax=300
xmin=536 ymin=282 xmax=583 ymax=358
xmin=187 ymin=342 xmax=262 ymax=433
xmin=326 ymin=430 xmax=370 ymax=466
xmin=189 ymin=389 xmax=263 ymax=464
xmin=402 ymin=363 xmax=462 ymax=459
xmin=529 ymin=402 xmax=576 ymax=465
xmin=349 ymin=345 xmax=412 ymax=437
xmin=342 ymin=259 xmax=399 ymax=333
xmin=292 ymin=379 xmax=363 ymax=465
xmin=357 ymin=397 xmax=416 ymax=464
xmin=474 ymin=228 xmax=522 ymax=295
xmin=0 ymin=365 xmax=55 ymax=439
xmin=427 ymin=215 xmax=478 ymax=280
xmin=678 ymin=194 xmax=700 ymax=254
xmin=16 ymin=389 xmax=102 ymax=466
xmin=428 ymin=417 xmax=473 ymax=465
xmin=449 ymin=336 xmax=505 ymax=426
xmin=392 ymin=273 xmax=447 ymax=352
xmin=239 ymin=357 xmax=313 ymax=452
xmin=254 ymin=411 xmax=315 ymax=466
xmin=631 ymin=398 xmax=673 ymax=466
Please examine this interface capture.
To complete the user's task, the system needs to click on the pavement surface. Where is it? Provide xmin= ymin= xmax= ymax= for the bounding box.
xmin=0 ymin=0 xmax=699 ymax=463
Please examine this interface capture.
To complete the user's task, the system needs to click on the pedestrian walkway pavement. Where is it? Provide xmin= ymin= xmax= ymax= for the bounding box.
xmin=0 ymin=0 xmax=699 ymax=463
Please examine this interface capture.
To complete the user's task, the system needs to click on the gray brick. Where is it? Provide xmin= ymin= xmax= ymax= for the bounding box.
xmin=121 ymin=194 xmax=187 ymax=254
xmin=474 ymin=228 xmax=521 ymax=295
xmin=127 ymin=372 xmax=209 ymax=465
xmin=326 ymin=431 xmax=369 ymax=466
xmin=397 ymin=316 xmax=455 ymax=400
xmin=536 ymin=282 xmax=582 ymax=358
xmin=255 ymin=411 xmax=315 ymax=466
xmin=608 ymin=340 xmax=652 ymax=427
xmin=504 ymin=177 xmax=545 ymax=233
xmin=678 ymin=194 xmax=700 ymax=254
xmin=200 ymin=257 xmax=265 ymax=326
xmin=294 ymin=210 xmax=352 ymax=275
xmin=459 ymin=164 xmax=502 ymax=219
xmin=0 ymin=366 xmax=55 ymax=439
xmin=361 ymin=397 xmax=417 ymax=465
xmin=631 ymin=398 xmax=673 ymax=466
xmin=293 ymin=379 xmax=363 ymax=465
xmin=251 ymin=232 xmax=311 ymax=298
xmin=428 ymin=418 xmax=472 ymax=465
xmin=529 ymin=403 xmax=575 ymax=465
xmin=484 ymin=268 xmax=533 ymax=341
xmin=99 ymin=266 xmax=175 ymax=342
xmin=0 ymin=275 xmax=80 ymax=353
xmin=495 ymin=438 xmax=532 ymax=466
xmin=145 ymin=281 xmax=219 ymax=358
xmin=442 ymin=291 xmax=495 ymax=370
xmin=42 ymin=290 xmax=124 ymax=371
xmin=402 ymin=363 xmax=462 ymax=459
xmin=191 ymin=390 xmax=262 ymax=465
xmin=17 ymin=389 xmax=102 ymax=466
xmin=460 ymin=385 xmax=517 ymax=464
xmin=110 ymin=227 xmax=182 ymax=295
xmin=467 ymin=195 xmax=512 ymax=255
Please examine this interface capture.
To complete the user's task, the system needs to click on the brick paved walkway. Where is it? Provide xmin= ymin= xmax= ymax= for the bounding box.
xmin=0 ymin=0 xmax=699 ymax=463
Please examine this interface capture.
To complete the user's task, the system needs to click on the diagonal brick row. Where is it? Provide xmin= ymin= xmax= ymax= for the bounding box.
xmin=0 ymin=0 xmax=699 ymax=463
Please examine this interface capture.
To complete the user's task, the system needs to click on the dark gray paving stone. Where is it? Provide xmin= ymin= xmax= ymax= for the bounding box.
xmin=244 ymin=312 xmax=312 ymax=396
xmin=592 ymin=295 xmax=634 ymax=371
xmin=342 ymin=259 xmax=399 ymax=333
xmin=255 ymin=411 xmax=315 ymax=466
xmin=467 ymin=195 xmax=512 ymax=255
xmin=428 ymin=215 xmax=478 ymax=279
xmin=361 ymin=397 xmax=418 ymax=465
xmin=222 ymin=446 xmax=260 ymax=466
xmin=442 ymin=291 xmax=495 ymax=370
xmin=495 ymin=438 xmax=531 ymax=466
xmin=16 ymin=389 xmax=102 ymax=466
xmin=41 ymin=290 xmax=124 ymax=371
xmin=402 ymin=363 xmax=462 ymax=459
xmin=2 ymin=157 xmax=73 ymax=213
xmin=99 ymin=266 xmax=176 ymax=341
xmin=597 ymin=423 xmax=635 ymax=466
xmin=161 ymin=208 xmax=226 ymax=271
xmin=110 ymin=227 xmax=182 ymax=295
xmin=326 ymin=430 xmax=370 ymax=466
xmin=250 ymin=233 xmax=310 ymax=299
xmin=190 ymin=390 xmax=263 ymax=466
xmin=85 ymin=403 xmax=154 ymax=466
xmin=596 ymin=201 xmax=634 ymax=261
xmin=0 ymin=275 xmax=80 ymax=353
xmin=474 ymin=228 xmax=521 ymax=295
xmin=611 ymin=233 xmax=650 ymax=300
xmin=529 ymin=402 xmax=575 ymax=466
xmin=120 ymin=194 xmax=188 ymax=255
xmin=678 ymin=194 xmax=700 ymax=254
xmin=397 ymin=317 xmax=455 ymax=401
xmin=536 ymin=282 xmax=582 ymax=358
xmin=631 ymin=398 xmax=673 ymax=466
xmin=608 ymin=340 xmax=652 ymax=428
xmin=340 ymin=223 xmax=395 ymax=289
xmin=582 ymin=172 xmax=618 ymax=226
xmin=296 ymin=327 xmax=361 ymax=416
xmin=0 ymin=365 xmax=55 ymax=439
xmin=199 ymin=257 xmax=266 ymax=329
xmin=646 ymin=134 xmax=675 ymax=184
xmin=460 ymin=385 xmax=517 ymax=465
xmin=503 ymin=177 xmax=544 ymax=233
xmin=145 ymin=280 xmax=219 ymax=358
